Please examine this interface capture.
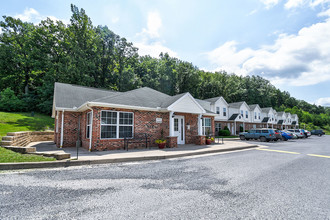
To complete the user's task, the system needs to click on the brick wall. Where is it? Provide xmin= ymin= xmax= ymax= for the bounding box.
xmin=55 ymin=107 xmax=215 ymax=151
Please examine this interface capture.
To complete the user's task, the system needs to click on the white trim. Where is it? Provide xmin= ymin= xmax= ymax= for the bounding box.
xmin=173 ymin=115 xmax=185 ymax=144
xmin=100 ymin=110 xmax=134 ymax=139
xmin=167 ymin=93 xmax=206 ymax=114
xmin=86 ymin=112 xmax=92 ymax=139
xmin=60 ymin=110 xmax=64 ymax=148
xmin=169 ymin=111 xmax=174 ymax=136
xmin=56 ymin=111 xmax=59 ymax=133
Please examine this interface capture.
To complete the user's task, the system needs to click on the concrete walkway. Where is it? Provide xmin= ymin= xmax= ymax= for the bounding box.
xmin=0 ymin=141 xmax=259 ymax=170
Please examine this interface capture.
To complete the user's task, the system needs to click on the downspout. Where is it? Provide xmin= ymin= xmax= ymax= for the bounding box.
xmin=86 ymin=104 xmax=93 ymax=152
xmin=60 ymin=110 xmax=64 ymax=148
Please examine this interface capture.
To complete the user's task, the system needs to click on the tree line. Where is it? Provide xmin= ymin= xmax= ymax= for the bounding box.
xmin=0 ymin=5 xmax=329 ymax=129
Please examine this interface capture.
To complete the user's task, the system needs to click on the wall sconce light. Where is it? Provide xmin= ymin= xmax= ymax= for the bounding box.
xmin=172 ymin=113 xmax=176 ymax=118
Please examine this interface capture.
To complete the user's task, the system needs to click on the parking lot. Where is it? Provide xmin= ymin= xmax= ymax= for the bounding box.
xmin=0 ymin=135 xmax=329 ymax=219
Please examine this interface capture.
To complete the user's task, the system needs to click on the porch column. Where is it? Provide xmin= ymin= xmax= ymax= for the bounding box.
xmin=60 ymin=110 xmax=64 ymax=148
xmin=243 ymin=122 xmax=245 ymax=132
xmin=169 ymin=111 xmax=174 ymax=136
xmin=234 ymin=121 xmax=236 ymax=135
xmin=198 ymin=114 xmax=202 ymax=135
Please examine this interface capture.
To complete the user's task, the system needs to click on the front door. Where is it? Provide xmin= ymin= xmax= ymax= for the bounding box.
xmin=173 ymin=116 xmax=185 ymax=144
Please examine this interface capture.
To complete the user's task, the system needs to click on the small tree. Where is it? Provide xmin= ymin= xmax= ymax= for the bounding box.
xmin=0 ymin=88 xmax=22 ymax=111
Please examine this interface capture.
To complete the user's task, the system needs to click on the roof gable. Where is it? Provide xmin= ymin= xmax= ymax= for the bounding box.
xmin=167 ymin=93 xmax=206 ymax=114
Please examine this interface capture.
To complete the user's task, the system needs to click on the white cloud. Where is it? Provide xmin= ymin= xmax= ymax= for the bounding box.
xmin=315 ymin=97 xmax=330 ymax=106
xmin=14 ymin=8 xmax=69 ymax=25
xmin=205 ymin=19 xmax=330 ymax=87
xmin=260 ymin=0 xmax=281 ymax=9
xmin=285 ymin=0 xmax=306 ymax=9
xmin=134 ymin=11 xmax=178 ymax=58
xmin=317 ymin=8 xmax=330 ymax=16
xmin=135 ymin=41 xmax=178 ymax=58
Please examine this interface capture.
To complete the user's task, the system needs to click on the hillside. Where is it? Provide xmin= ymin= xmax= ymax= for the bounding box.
xmin=0 ymin=112 xmax=54 ymax=140
xmin=0 ymin=4 xmax=329 ymax=130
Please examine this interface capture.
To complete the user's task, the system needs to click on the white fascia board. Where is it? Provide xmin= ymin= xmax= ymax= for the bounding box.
xmin=242 ymin=101 xmax=251 ymax=111
xmin=220 ymin=97 xmax=229 ymax=106
xmin=87 ymin=102 xmax=167 ymax=112
xmin=167 ymin=93 xmax=206 ymax=114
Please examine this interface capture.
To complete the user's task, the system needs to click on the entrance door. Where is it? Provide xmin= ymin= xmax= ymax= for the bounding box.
xmin=173 ymin=116 xmax=185 ymax=144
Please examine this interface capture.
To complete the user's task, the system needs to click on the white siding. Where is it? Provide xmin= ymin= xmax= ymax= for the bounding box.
xmin=169 ymin=95 xmax=204 ymax=114
xmin=214 ymin=98 xmax=229 ymax=121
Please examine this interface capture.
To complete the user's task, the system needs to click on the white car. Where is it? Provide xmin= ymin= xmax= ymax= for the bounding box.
xmin=288 ymin=129 xmax=305 ymax=138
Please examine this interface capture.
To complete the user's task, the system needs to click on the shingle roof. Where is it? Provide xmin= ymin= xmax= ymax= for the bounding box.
xmin=54 ymin=83 xmax=209 ymax=112
xmin=196 ymin=99 xmax=212 ymax=111
xmin=277 ymin=112 xmax=285 ymax=116
xmin=277 ymin=120 xmax=284 ymax=124
xmin=228 ymin=113 xmax=239 ymax=121
xmin=91 ymin=87 xmax=175 ymax=108
xmin=261 ymin=107 xmax=272 ymax=113
xmin=292 ymin=121 xmax=297 ymax=125
xmin=204 ymin=97 xmax=222 ymax=103
xmin=249 ymin=104 xmax=259 ymax=110
xmin=54 ymin=82 xmax=119 ymax=108
xmin=228 ymin=102 xmax=245 ymax=108
xmin=262 ymin=117 xmax=269 ymax=123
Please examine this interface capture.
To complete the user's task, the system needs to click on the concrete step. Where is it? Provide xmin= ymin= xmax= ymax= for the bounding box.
xmin=4 ymin=146 xmax=36 ymax=153
xmin=2 ymin=136 xmax=14 ymax=141
xmin=0 ymin=141 xmax=12 ymax=146
xmin=30 ymin=151 xmax=71 ymax=160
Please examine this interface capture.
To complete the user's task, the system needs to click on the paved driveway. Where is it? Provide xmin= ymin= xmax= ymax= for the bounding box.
xmin=0 ymin=136 xmax=329 ymax=219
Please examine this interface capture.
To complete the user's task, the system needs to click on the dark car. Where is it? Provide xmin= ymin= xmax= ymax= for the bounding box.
xmin=274 ymin=130 xmax=283 ymax=141
xmin=311 ymin=130 xmax=325 ymax=136
xmin=239 ymin=129 xmax=276 ymax=142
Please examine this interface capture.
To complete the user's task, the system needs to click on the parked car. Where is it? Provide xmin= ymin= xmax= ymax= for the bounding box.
xmin=284 ymin=130 xmax=298 ymax=139
xmin=305 ymin=130 xmax=311 ymax=137
xmin=274 ymin=130 xmax=283 ymax=141
xmin=288 ymin=129 xmax=305 ymax=138
xmin=301 ymin=129 xmax=309 ymax=138
xmin=311 ymin=129 xmax=325 ymax=136
xmin=279 ymin=131 xmax=293 ymax=141
xmin=239 ymin=129 xmax=276 ymax=142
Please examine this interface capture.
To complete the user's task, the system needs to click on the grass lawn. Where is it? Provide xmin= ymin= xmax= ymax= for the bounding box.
xmin=0 ymin=147 xmax=55 ymax=163
xmin=215 ymin=136 xmax=238 ymax=138
xmin=0 ymin=111 xmax=54 ymax=140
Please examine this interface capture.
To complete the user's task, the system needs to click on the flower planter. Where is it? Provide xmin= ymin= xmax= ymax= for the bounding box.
xmin=206 ymin=139 xmax=212 ymax=145
xmin=158 ymin=143 xmax=166 ymax=149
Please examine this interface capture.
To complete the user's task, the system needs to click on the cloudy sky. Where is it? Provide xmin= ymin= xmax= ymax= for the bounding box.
xmin=1 ymin=0 xmax=330 ymax=106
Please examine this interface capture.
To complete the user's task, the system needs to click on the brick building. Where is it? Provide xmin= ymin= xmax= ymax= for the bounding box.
xmin=53 ymin=83 xmax=216 ymax=151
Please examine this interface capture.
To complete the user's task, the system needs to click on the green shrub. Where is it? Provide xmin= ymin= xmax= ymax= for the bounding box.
xmin=0 ymin=88 xmax=22 ymax=111
xmin=218 ymin=129 xmax=230 ymax=136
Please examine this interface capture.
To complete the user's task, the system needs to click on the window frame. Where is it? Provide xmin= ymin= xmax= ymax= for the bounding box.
xmin=86 ymin=112 xmax=92 ymax=139
xmin=216 ymin=106 xmax=220 ymax=114
xmin=202 ymin=117 xmax=212 ymax=136
xmin=100 ymin=110 xmax=134 ymax=139
xmin=245 ymin=111 xmax=248 ymax=119
xmin=240 ymin=110 xmax=244 ymax=117
xmin=223 ymin=108 xmax=227 ymax=116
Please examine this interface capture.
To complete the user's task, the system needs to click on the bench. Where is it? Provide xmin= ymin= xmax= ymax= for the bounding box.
xmin=124 ymin=133 xmax=152 ymax=151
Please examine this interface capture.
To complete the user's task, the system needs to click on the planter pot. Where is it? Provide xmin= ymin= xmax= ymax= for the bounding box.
xmin=206 ymin=139 xmax=212 ymax=145
xmin=158 ymin=143 xmax=166 ymax=149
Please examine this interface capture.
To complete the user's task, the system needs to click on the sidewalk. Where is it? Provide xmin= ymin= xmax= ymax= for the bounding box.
xmin=0 ymin=141 xmax=259 ymax=170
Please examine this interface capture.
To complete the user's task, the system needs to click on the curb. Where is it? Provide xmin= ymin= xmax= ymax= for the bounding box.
xmin=0 ymin=145 xmax=259 ymax=170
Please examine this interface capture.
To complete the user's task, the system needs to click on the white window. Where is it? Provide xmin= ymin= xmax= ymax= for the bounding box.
xmin=215 ymin=123 xmax=221 ymax=132
xmin=246 ymin=111 xmax=248 ymax=119
xmin=216 ymin=107 xmax=220 ymax=114
xmin=258 ymin=112 xmax=261 ymax=119
xmin=100 ymin=111 xmax=133 ymax=139
xmin=240 ymin=110 xmax=244 ymax=117
xmin=223 ymin=108 xmax=227 ymax=116
xmin=86 ymin=112 xmax=92 ymax=139
xmin=254 ymin=112 xmax=257 ymax=119
xmin=202 ymin=118 xmax=212 ymax=135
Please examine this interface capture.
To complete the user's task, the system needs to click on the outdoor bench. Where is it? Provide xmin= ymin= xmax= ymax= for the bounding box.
xmin=123 ymin=133 xmax=151 ymax=151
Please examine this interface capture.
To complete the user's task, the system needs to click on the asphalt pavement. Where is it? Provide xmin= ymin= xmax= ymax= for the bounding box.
xmin=0 ymin=135 xmax=329 ymax=219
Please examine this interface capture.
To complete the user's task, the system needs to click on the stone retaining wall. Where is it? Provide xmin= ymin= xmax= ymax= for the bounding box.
xmin=1 ymin=131 xmax=54 ymax=147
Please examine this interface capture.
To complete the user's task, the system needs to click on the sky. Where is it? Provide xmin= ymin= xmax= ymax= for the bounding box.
xmin=1 ymin=0 xmax=330 ymax=106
